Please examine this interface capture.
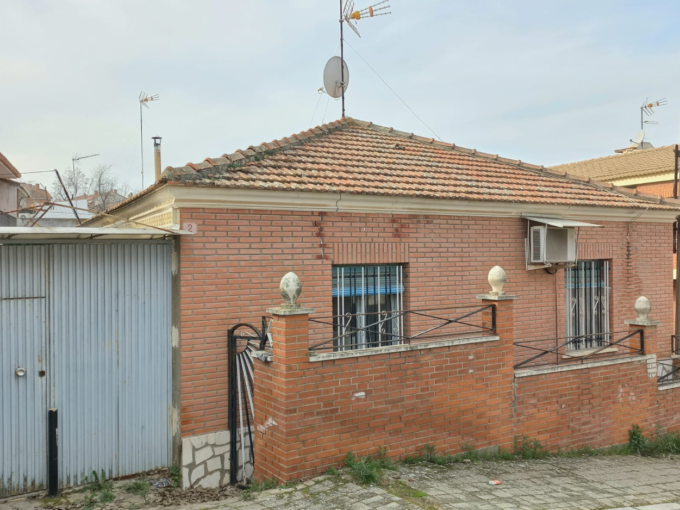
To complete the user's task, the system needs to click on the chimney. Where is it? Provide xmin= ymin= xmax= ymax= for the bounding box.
xmin=152 ymin=137 xmax=162 ymax=182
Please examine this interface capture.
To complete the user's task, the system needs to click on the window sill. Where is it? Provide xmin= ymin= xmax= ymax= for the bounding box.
xmin=309 ymin=335 xmax=500 ymax=362
xmin=562 ymin=346 xmax=618 ymax=359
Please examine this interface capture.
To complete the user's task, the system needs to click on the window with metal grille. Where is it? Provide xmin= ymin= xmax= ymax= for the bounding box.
xmin=332 ymin=265 xmax=405 ymax=351
xmin=565 ymin=260 xmax=610 ymax=350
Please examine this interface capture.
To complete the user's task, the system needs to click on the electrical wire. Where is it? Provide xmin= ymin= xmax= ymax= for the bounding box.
xmin=309 ymin=93 xmax=323 ymax=129
xmin=343 ymin=39 xmax=443 ymax=141
xmin=321 ymin=93 xmax=331 ymax=124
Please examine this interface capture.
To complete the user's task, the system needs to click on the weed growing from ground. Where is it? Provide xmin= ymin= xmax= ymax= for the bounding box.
xmin=81 ymin=471 xmax=115 ymax=509
xmin=345 ymin=450 xmax=397 ymax=485
xmin=241 ymin=478 xmax=279 ymax=500
xmin=629 ymin=424 xmax=646 ymax=453
xmin=125 ymin=478 xmax=151 ymax=500
xmin=168 ymin=466 xmax=181 ymax=488
xmin=514 ymin=436 xmax=548 ymax=459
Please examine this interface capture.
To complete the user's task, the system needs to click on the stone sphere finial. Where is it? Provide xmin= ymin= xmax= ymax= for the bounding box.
xmin=279 ymin=272 xmax=302 ymax=308
xmin=634 ymin=296 xmax=651 ymax=321
xmin=488 ymin=266 xmax=506 ymax=296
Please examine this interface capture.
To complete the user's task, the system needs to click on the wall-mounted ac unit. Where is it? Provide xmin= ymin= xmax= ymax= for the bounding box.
xmin=529 ymin=225 xmax=576 ymax=264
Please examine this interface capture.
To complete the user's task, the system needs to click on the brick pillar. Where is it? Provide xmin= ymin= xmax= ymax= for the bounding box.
xmin=477 ymin=265 xmax=517 ymax=451
xmin=624 ymin=296 xmax=661 ymax=358
xmin=252 ymin=272 xmax=314 ymax=483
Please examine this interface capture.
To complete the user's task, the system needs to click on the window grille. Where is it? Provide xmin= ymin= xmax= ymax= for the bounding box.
xmin=564 ymin=260 xmax=610 ymax=350
xmin=332 ymin=265 xmax=404 ymax=351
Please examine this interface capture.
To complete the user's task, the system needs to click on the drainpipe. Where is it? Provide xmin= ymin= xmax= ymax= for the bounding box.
xmin=675 ymin=146 xmax=680 ymax=349
xmin=153 ymin=137 xmax=162 ymax=182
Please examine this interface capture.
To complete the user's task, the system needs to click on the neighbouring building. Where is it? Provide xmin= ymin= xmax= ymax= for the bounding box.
xmin=17 ymin=182 xmax=52 ymax=210
xmin=0 ymin=151 xmax=21 ymax=226
xmin=69 ymin=118 xmax=680 ymax=487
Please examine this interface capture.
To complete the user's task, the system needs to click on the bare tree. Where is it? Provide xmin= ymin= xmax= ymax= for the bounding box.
xmin=89 ymin=164 xmax=129 ymax=212
xmin=50 ymin=166 xmax=90 ymax=201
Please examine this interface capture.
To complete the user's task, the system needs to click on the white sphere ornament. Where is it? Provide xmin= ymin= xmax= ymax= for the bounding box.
xmin=487 ymin=266 xmax=507 ymax=296
xmin=634 ymin=296 xmax=651 ymax=321
xmin=279 ymin=272 xmax=302 ymax=308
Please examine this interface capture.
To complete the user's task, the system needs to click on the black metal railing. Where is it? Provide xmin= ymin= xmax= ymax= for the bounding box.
xmin=308 ymin=304 xmax=496 ymax=354
xmin=658 ymin=359 xmax=680 ymax=386
xmin=513 ymin=329 xmax=644 ymax=370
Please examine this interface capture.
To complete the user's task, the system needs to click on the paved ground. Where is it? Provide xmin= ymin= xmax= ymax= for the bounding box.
xmin=162 ymin=456 xmax=680 ymax=510
xmin=5 ymin=456 xmax=680 ymax=510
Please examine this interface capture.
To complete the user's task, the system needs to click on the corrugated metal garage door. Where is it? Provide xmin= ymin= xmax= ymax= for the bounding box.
xmin=0 ymin=245 xmax=48 ymax=497
xmin=0 ymin=242 xmax=172 ymax=497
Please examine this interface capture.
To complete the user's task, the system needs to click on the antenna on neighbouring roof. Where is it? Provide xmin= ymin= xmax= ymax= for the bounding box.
xmin=331 ymin=0 xmax=391 ymax=118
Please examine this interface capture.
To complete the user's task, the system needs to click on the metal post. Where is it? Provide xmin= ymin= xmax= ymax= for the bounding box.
xmin=48 ymin=409 xmax=58 ymax=497
xmin=54 ymin=170 xmax=82 ymax=225
xmin=672 ymin=144 xmax=679 ymax=199
xmin=339 ymin=0 xmax=345 ymax=119
xmin=140 ymin=102 xmax=145 ymax=189
xmin=227 ymin=328 xmax=237 ymax=485
xmin=640 ymin=330 xmax=645 ymax=354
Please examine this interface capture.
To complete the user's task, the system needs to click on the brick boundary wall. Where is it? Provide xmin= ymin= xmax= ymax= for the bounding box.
xmin=252 ymin=293 xmax=680 ymax=483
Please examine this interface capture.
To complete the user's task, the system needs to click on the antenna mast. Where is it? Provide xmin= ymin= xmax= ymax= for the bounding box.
xmin=340 ymin=0 xmax=345 ymax=118
xmin=337 ymin=0 xmax=390 ymax=118
xmin=139 ymin=92 xmax=160 ymax=189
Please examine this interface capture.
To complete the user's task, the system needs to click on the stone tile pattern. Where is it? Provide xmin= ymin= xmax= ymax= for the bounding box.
xmin=181 ymin=430 xmax=253 ymax=489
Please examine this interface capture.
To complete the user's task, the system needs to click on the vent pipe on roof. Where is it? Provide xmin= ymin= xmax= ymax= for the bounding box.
xmin=153 ymin=137 xmax=162 ymax=182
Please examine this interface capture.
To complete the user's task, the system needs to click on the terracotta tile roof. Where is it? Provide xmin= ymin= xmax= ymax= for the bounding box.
xmin=98 ymin=118 xmax=680 ymax=219
xmin=19 ymin=182 xmax=52 ymax=201
xmin=551 ymin=145 xmax=677 ymax=182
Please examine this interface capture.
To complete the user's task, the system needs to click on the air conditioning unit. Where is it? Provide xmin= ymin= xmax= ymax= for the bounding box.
xmin=530 ymin=225 xmax=576 ymax=264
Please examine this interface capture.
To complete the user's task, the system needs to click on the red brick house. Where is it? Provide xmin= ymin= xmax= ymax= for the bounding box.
xmin=88 ymin=118 xmax=680 ymax=486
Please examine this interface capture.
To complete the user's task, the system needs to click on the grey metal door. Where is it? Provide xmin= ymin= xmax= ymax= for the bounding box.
xmin=0 ymin=245 xmax=48 ymax=498
xmin=49 ymin=243 xmax=172 ymax=487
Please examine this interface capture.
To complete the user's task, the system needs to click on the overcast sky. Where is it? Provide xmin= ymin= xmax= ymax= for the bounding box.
xmin=2 ymin=0 xmax=680 ymax=193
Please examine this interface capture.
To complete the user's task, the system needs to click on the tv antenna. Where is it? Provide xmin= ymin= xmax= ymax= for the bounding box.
xmin=640 ymin=97 xmax=667 ymax=130
xmin=139 ymin=92 xmax=160 ymax=189
xmin=335 ymin=0 xmax=391 ymax=118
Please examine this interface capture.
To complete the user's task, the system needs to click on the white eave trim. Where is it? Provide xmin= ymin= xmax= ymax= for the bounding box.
xmin=167 ymin=187 xmax=680 ymax=223
xmin=0 ymin=227 xmax=193 ymax=240
xmin=522 ymin=216 xmax=603 ymax=228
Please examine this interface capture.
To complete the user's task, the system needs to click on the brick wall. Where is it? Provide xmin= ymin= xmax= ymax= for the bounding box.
xmin=178 ymin=207 xmax=674 ymax=437
xmin=514 ymin=359 xmax=656 ymax=451
xmin=253 ymin=309 xmax=680 ymax=482
xmin=254 ymin=299 xmax=516 ymax=482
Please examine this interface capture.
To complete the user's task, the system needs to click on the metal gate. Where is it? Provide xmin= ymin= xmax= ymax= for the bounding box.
xmin=0 ymin=242 xmax=172 ymax=497
xmin=227 ymin=319 xmax=269 ymax=486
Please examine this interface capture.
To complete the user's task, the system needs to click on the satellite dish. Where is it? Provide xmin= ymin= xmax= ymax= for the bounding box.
xmin=634 ymin=129 xmax=645 ymax=144
xmin=323 ymin=56 xmax=349 ymax=99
